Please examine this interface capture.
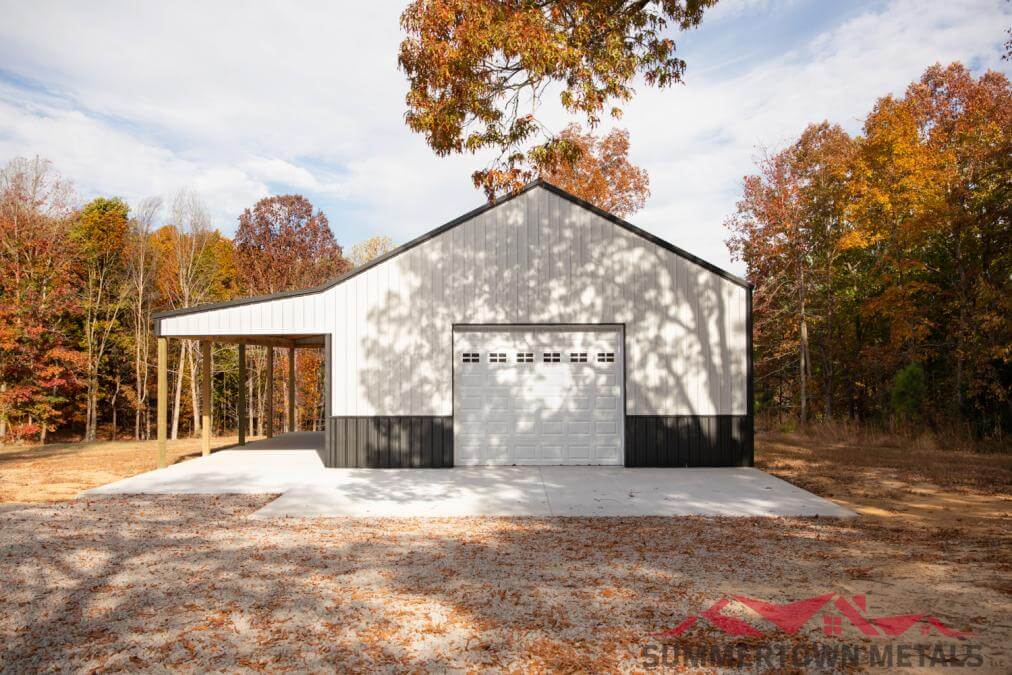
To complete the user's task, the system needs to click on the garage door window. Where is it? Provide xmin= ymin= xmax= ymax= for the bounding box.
xmin=462 ymin=352 xmax=479 ymax=363
xmin=543 ymin=352 xmax=561 ymax=363
xmin=489 ymin=352 xmax=508 ymax=363
xmin=597 ymin=352 xmax=615 ymax=363
xmin=517 ymin=352 xmax=534 ymax=363
xmin=569 ymin=352 xmax=588 ymax=363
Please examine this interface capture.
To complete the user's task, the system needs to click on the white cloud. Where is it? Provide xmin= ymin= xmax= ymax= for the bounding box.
xmin=0 ymin=0 xmax=1006 ymax=271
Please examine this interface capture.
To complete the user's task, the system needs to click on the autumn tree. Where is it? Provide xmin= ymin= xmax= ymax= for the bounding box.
xmin=349 ymin=236 xmax=395 ymax=267
xmin=154 ymin=191 xmax=232 ymax=439
xmin=71 ymin=197 xmax=131 ymax=441
xmin=399 ymin=0 xmax=715 ymax=197
xmin=124 ymin=197 xmax=161 ymax=439
xmin=534 ymin=124 xmax=650 ymax=216
xmin=727 ymin=142 xmax=814 ymax=423
xmin=728 ymin=62 xmax=1011 ymax=441
xmin=235 ymin=195 xmax=350 ymax=294
xmin=890 ymin=63 xmax=1011 ymax=430
xmin=0 ymin=157 xmax=83 ymax=441
xmin=789 ymin=123 xmax=859 ymax=419
xmin=234 ymin=195 xmax=350 ymax=435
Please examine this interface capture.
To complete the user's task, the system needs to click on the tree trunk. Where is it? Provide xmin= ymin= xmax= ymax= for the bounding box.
xmin=824 ymin=263 xmax=834 ymax=421
xmin=171 ymin=342 xmax=185 ymax=440
xmin=188 ymin=342 xmax=201 ymax=437
xmin=247 ymin=374 xmax=254 ymax=438
xmin=133 ymin=339 xmax=146 ymax=441
xmin=134 ymin=299 xmax=144 ymax=441
xmin=0 ymin=381 xmax=7 ymax=439
xmin=954 ymin=232 xmax=967 ymax=422
xmin=85 ymin=376 xmax=98 ymax=442
xmin=256 ymin=371 xmax=264 ymax=437
xmin=253 ymin=353 xmax=264 ymax=437
xmin=110 ymin=376 xmax=120 ymax=440
xmin=798 ymin=263 xmax=809 ymax=426
xmin=280 ymin=379 xmax=288 ymax=433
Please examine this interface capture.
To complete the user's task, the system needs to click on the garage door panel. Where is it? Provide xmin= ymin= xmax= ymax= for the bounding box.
xmin=515 ymin=445 xmax=538 ymax=460
xmin=515 ymin=398 xmax=544 ymax=412
xmin=567 ymin=446 xmax=591 ymax=460
xmin=459 ymin=398 xmax=484 ymax=410
xmin=566 ymin=421 xmax=591 ymax=434
xmin=595 ymin=421 xmax=618 ymax=434
xmin=541 ymin=445 xmax=564 ymax=460
xmin=595 ymin=396 xmax=619 ymax=409
xmin=541 ymin=420 xmax=565 ymax=434
xmin=594 ymin=446 xmax=621 ymax=462
xmin=457 ymin=445 xmax=481 ymax=462
xmin=454 ymin=328 xmax=624 ymax=465
xmin=514 ymin=422 xmax=538 ymax=435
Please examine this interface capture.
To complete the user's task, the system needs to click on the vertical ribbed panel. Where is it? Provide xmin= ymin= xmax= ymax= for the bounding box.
xmin=624 ymin=415 xmax=752 ymax=467
xmin=328 ymin=416 xmax=453 ymax=468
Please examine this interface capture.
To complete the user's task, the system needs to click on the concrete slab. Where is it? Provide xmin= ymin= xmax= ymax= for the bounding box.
xmin=83 ymin=450 xmax=326 ymax=494
xmin=252 ymin=468 xmax=552 ymax=518
xmin=253 ymin=467 xmax=854 ymax=518
xmin=83 ymin=433 xmax=327 ymax=495
xmin=538 ymin=467 xmax=856 ymax=517
xmin=83 ymin=433 xmax=855 ymax=518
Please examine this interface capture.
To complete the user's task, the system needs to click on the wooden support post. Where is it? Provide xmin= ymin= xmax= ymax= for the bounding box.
xmin=238 ymin=343 xmax=246 ymax=446
xmin=157 ymin=337 xmax=168 ymax=468
xmin=266 ymin=347 xmax=274 ymax=439
xmin=201 ymin=341 xmax=212 ymax=456
xmin=287 ymin=347 xmax=296 ymax=433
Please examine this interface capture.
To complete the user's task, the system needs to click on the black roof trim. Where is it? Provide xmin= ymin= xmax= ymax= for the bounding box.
xmin=154 ymin=179 xmax=749 ymax=321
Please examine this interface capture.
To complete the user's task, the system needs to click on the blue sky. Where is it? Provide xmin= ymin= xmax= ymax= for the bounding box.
xmin=0 ymin=0 xmax=1008 ymax=274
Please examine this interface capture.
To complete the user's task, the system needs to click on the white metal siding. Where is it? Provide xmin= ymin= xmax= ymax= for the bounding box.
xmin=158 ymin=186 xmax=749 ymax=417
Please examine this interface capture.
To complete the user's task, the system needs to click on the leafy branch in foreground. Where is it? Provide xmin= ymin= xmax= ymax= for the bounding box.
xmin=399 ymin=0 xmax=715 ymax=198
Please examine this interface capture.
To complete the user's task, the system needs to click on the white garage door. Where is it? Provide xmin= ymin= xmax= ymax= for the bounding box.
xmin=454 ymin=327 xmax=624 ymax=465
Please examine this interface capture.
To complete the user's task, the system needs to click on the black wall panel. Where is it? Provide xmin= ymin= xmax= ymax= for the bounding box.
xmin=331 ymin=415 xmax=750 ymax=468
xmin=624 ymin=415 xmax=753 ymax=467
xmin=328 ymin=416 xmax=453 ymax=468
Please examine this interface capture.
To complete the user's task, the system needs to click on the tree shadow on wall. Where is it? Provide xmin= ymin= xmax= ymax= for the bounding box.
xmin=353 ymin=187 xmax=747 ymax=466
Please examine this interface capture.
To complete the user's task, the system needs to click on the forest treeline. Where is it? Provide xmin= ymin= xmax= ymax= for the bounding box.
xmin=2 ymin=61 xmax=1008 ymax=448
xmin=726 ymin=63 xmax=1010 ymax=442
xmin=0 ymin=159 xmax=394 ymax=444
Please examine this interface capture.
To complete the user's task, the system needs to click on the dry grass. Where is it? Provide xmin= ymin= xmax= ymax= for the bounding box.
xmin=0 ymin=431 xmax=1009 ymax=671
xmin=0 ymin=436 xmax=255 ymax=502
xmin=758 ymin=429 xmax=1012 ymax=532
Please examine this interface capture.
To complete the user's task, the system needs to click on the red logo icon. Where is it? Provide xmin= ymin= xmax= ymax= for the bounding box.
xmin=652 ymin=594 xmax=970 ymax=639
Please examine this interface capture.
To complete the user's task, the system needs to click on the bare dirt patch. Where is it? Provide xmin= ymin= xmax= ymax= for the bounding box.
xmin=757 ymin=431 xmax=1012 ymax=533
xmin=0 ymin=436 xmax=253 ymax=502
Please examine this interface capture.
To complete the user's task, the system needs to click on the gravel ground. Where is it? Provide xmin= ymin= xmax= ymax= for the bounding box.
xmin=1 ymin=493 xmax=1008 ymax=672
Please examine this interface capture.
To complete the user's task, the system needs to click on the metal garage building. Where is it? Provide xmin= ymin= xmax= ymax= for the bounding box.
xmin=153 ymin=180 xmax=753 ymax=469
